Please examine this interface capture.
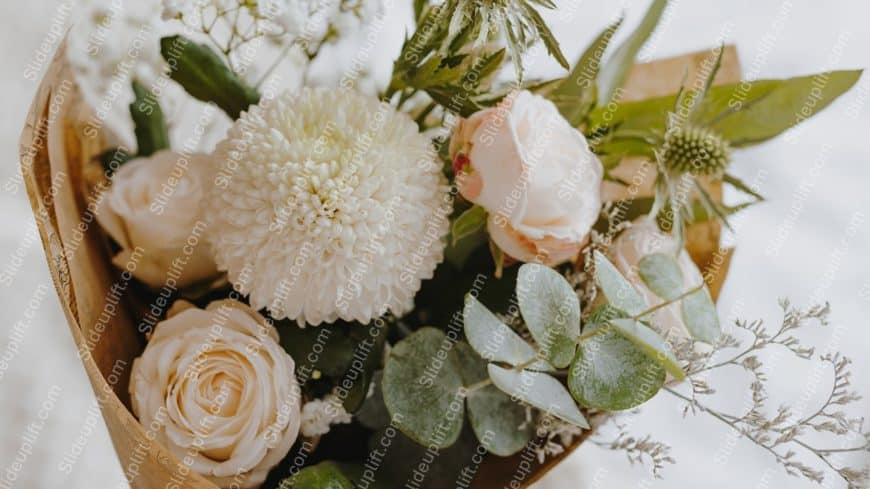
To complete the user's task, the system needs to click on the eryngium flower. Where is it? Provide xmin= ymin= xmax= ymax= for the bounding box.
xmin=661 ymin=125 xmax=731 ymax=176
xmin=206 ymin=87 xmax=449 ymax=325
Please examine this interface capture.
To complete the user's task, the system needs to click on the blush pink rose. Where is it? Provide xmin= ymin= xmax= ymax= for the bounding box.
xmin=450 ymin=90 xmax=603 ymax=265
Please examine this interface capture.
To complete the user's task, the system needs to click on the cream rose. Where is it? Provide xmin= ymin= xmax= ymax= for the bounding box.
xmin=129 ymin=299 xmax=301 ymax=488
xmin=450 ymin=90 xmax=603 ymax=265
xmin=609 ymin=218 xmax=704 ymax=338
xmin=96 ymin=149 xmax=218 ymax=288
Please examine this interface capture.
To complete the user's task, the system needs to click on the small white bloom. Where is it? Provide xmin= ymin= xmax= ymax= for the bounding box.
xmin=205 ymin=87 xmax=449 ymax=325
xmin=95 ymin=150 xmax=219 ymax=289
xmin=300 ymin=393 xmax=353 ymax=437
xmin=130 ymin=300 xmax=302 ymax=488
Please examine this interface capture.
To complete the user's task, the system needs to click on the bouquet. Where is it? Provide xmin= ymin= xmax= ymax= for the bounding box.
xmin=19 ymin=0 xmax=870 ymax=488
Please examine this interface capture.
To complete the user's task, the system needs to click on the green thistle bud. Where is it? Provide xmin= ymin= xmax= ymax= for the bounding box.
xmin=661 ymin=126 xmax=732 ymax=176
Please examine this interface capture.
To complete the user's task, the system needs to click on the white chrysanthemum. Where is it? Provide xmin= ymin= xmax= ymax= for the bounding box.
xmin=206 ymin=87 xmax=449 ymax=325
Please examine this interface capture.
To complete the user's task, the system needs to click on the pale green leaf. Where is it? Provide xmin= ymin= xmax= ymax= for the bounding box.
xmin=456 ymin=343 xmax=533 ymax=456
xmin=463 ymin=296 xmax=539 ymax=367
xmin=597 ymin=0 xmax=668 ymax=104
xmin=382 ymin=328 xmax=464 ymax=448
xmin=280 ymin=461 xmax=352 ymax=489
xmin=488 ymin=364 xmax=589 ymax=428
xmin=608 ymin=319 xmax=685 ymax=380
xmin=516 ymin=263 xmax=581 ymax=368
xmin=680 ymin=287 xmax=721 ymax=344
xmin=552 ymin=18 xmax=622 ymax=125
xmin=637 ymin=253 xmax=683 ymax=301
xmin=568 ymin=324 xmax=665 ymax=410
xmin=593 ymin=251 xmax=648 ymax=316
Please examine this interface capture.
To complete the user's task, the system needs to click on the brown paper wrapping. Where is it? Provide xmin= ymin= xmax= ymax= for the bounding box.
xmin=20 ymin=39 xmax=738 ymax=489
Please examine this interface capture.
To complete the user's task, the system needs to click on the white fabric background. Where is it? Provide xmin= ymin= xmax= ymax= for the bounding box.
xmin=1 ymin=1 xmax=868 ymax=488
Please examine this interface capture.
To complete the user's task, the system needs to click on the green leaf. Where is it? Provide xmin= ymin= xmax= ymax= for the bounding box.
xmin=597 ymin=0 xmax=668 ymax=104
xmin=456 ymin=343 xmax=533 ymax=456
xmin=593 ymin=251 xmax=647 ymax=316
xmin=680 ymin=287 xmax=721 ymax=344
xmin=382 ymin=328 xmax=465 ymax=448
xmin=98 ymin=147 xmax=133 ymax=175
xmin=356 ymin=371 xmax=391 ymax=430
xmin=588 ymin=70 xmax=863 ymax=148
xmin=463 ymin=295 xmax=539 ymax=367
xmin=516 ymin=264 xmax=581 ymax=368
xmin=608 ymin=319 xmax=685 ymax=380
xmin=568 ymin=324 xmax=665 ymax=410
xmin=160 ymin=35 xmax=260 ymax=119
xmin=637 ymin=253 xmax=683 ymax=301
xmin=552 ymin=18 xmax=622 ymax=125
xmin=129 ymin=80 xmax=169 ymax=157
xmin=278 ymin=323 xmax=356 ymax=378
xmin=280 ymin=461 xmax=352 ymax=489
xmin=487 ymin=364 xmax=589 ymax=428
xmin=723 ymin=173 xmax=765 ymax=202
xmin=520 ymin=0 xmax=569 ymax=70
xmin=452 ymin=206 xmax=487 ymax=245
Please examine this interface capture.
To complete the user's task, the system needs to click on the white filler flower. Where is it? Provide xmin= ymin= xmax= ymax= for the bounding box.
xmin=207 ymin=87 xmax=449 ymax=325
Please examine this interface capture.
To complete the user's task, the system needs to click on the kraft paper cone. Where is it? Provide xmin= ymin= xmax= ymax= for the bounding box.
xmin=19 ymin=38 xmax=737 ymax=489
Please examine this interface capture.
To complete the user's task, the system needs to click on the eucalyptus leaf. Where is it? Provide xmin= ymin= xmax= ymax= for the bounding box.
xmin=452 ymin=206 xmax=487 ymax=245
xmin=487 ymin=364 xmax=589 ymax=428
xmin=637 ymin=253 xmax=683 ymax=301
xmin=568 ymin=324 xmax=665 ymax=410
xmin=382 ymin=328 xmax=465 ymax=448
xmin=516 ymin=264 xmax=581 ymax=368
xmin=597 ymin=0 xmax=668 ymax=104
xmin=280 ymin=461 xmax=352 ymax=489
xmin=456 ymin=343 xmax=533 ymax=456
xmin=463 ymin=295 xmax=538 ymax=367
xmin=680 ymin=287 xmax=721 ymax=344
xmin=608 ymin=319 xmax=685 ymax=380
xmin=129 ymin=80 xmax=169 ymax=157
xmin=593 ymin=251 xmax=648 ymax=315
xmin=160 ymin=35 xmax=260 ymax=119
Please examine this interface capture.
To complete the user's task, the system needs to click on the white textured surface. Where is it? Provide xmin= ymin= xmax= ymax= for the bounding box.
xmin=1 ymin=1 xmax=869 ymax=488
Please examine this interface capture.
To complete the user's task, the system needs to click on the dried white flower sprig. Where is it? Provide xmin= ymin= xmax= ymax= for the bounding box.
xmin=668 ymin=300 xmax=870 ymax=488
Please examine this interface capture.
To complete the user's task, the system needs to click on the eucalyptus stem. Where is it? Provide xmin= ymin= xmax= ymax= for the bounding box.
xmin=463 ymin=356 xmax=539 ymax=394
xmin=631 ymin=282 xmax=704 ymax=321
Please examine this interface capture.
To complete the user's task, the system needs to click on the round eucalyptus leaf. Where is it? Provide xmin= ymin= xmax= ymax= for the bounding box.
xmin=516 ymin=263 xmax=581 ymax=368
xmin=638 ymin=252 xmax=684 ymax=301
xmin=568 ymin=325 xmax=665 ymax=410
xmin=382 ymin=328 xmax=465 ymax=449
xmin=681 ymin=287 xmax=721 ymax=344
xmin=463 ymin=295 xmax=538 ymax=367
xmin=487 ymin=364 xmax=589 ymax=429
xmin=456 ymin=342 xmax=533 ymax=457
xmin=608 ymin=319 xmax=685 ymax=380
xmin=593 ymin=251 xmax=648 ymax=316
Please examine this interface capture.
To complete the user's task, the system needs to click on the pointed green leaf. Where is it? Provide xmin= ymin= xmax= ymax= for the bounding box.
xmin=160 ymin=35 xmax=260 ymax=119
xmin=452 ymin=206 xmax=487 ymax=245
xmin=723 ymin=173 xmax=765 ymax=202
xmin=463 ymin=296 xmax=539 ymax=367
xmin=552 ymin=18 xmax=622 ymax=125
xmin=637 ymin=253 xmax=683 ymax=301
xmin=456 ymin=343 xmax=533 ymax=456
xmin=488 ymin=364 xmax=589 ymax=428
xmin=608 ymin=319 xmax=685 ymax=380
xmin=129 ymin=80 xmax=169 ymax=157
xmin=568 ymin=324 xmax=665 ymax=410
xmin=680 ymin=287 xmax=721 ymax=344
xmin=516 ymin=264 xmax=581 ymax=368
xmin=593 ymin=251 xmax=648 ymax=315
xmin=520 ymin=1 xmax=569 ymax=70
xmin=382 ymin=328 xmax=464 ymax=448
xmin=597 ymin=0 xmax=668 ymax=104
